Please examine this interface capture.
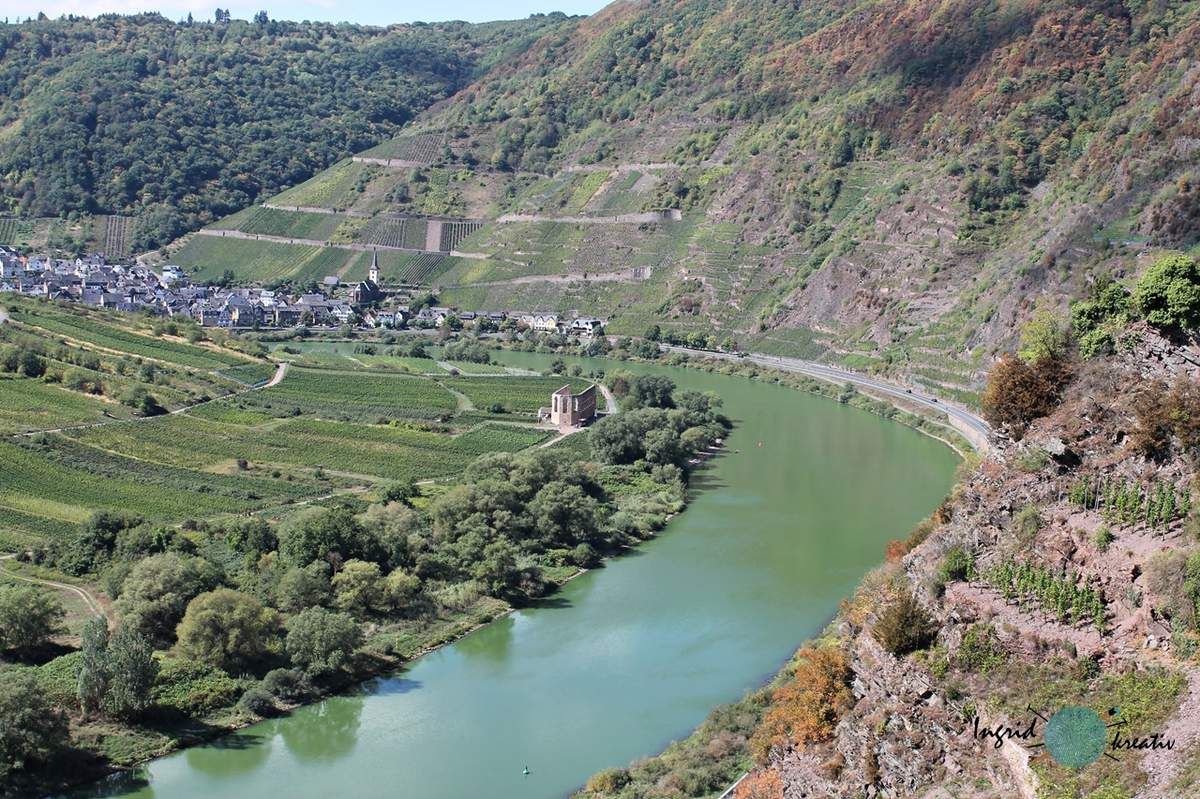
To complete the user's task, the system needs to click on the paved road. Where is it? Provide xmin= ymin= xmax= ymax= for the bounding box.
xmin=661 ymin=345 xmax=991 ymax=454
xmin=0 ymin=553 xmax=107 ymax=621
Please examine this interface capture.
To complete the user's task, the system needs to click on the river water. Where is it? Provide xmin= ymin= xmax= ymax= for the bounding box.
xmin=79 ymin=352 xmax=958 ymax=799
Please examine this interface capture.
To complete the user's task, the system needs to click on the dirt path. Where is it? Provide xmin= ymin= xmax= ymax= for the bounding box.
xmin=195 ymin=228 xmax=446 ymax=256
xmin=599 ymin=383 xmax=619 ymax=415
xmin=262 ymin=203 xmax=368 ymax=217
xmin=495 ymin=210 xmax=682 ymax=225
xmin=1136 ymin=667 xmax=1200 ymax=798
xmin=0 ymin=554 xmax=107 ymax=621
xmin=440 ymin=266 xmax=651 ymax=289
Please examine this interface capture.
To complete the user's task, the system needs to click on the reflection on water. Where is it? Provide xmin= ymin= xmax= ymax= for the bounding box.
xmin=278 ymin=695 xmax=364 ymax=763
xmin=183 ymin=732 xmax=271 ymax=778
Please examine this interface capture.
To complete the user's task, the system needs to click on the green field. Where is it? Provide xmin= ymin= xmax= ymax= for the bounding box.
xmin=270 ymin=160 xmax=382 ymax=209
xmin=0 ymin=377 xmax=115 ymax=434
xmin=446 ymin=375 xmax=591 ymax=414
xmin=235 ymin=366 xmax=459 ymax=421
xmin=171 ymin=236 xmax=336 ymax=283
xmin=66 ymin=413 xmax=547 ymax=482
xmin=9 ymin=306 xmax=251 ymax=369
xmin=213 ymin=206 xmax=347 ymax=240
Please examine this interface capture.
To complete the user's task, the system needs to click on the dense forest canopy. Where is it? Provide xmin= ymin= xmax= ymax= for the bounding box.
xmin=0 ymin=12 xmax=574 ymax=248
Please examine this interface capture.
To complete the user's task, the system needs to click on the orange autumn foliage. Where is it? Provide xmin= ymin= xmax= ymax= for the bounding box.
xmin=748 ymin=646 xmax=853 ymax=764
xmin=884 ymin=539 xmax=909 ymax=562
xmin=736 ymin=768 xmax=784 ymax=799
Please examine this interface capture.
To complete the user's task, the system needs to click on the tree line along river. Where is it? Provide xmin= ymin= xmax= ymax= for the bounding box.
xmin=72 ymin=351 xmax=960 ymax=799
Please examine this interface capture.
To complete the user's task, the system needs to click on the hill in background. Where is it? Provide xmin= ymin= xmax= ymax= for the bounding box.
xmin=162 ymin=0 xmax=1200 ymax=401
xmin=0 ymin=12 xmax=574 ymax=251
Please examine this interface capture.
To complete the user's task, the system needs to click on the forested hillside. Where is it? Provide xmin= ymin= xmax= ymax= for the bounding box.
xmin=0 ymin=12 xmax=573 ymax=249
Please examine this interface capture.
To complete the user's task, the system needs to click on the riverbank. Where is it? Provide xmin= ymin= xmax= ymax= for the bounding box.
xmin=41 ymin=351 xmax=959 ymax=799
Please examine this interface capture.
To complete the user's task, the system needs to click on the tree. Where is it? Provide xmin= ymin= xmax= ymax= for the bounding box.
xmin=331 ymin=560 xmax=384 ymax=615
xmin=57 ymin=509 xmax=144 ymax=575
xmin=1017 ymin=304 xmax=1069 ymax=364
xmin=644 ymin=324 xmax=661 ymax=341
xmin=279 ymin=507 xmax=378 ymax=566
xmin=382 ymin=569 xmax=422 ymax=614
xmin=358 ymin=501 xmax=420 ymax=568
xmin=0 ymin=672 xmax=68 ymax=780
xmin=626 ymin=375 xmax=676 ymax=409
xmin=285 ymin=607 xmax=363 ymax=677
xmin=103 ymin=626 xmax=159 ymax=719
xmin=175 ymin=589 xmax=282 ymax=672
xmin=0 ymin=585 xmax=64 ymax=653
xmin=472 ymin=539 xmax=544 ymax=601
xmin=77 ymin=616 xmax=110 ymax=717
xmin=115 ymin=553 xmax=220 ymax=647
xmin=1134 ymin=254 xmax=1200 ymax=332
xmin=276 ymin=562 xmax=332 ymax=613
xmin=527 ymin=482 xmax=600 ymax=547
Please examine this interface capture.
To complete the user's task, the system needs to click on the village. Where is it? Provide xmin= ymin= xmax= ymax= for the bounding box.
xmin=0 ymin=246 xmax=606 ymax=337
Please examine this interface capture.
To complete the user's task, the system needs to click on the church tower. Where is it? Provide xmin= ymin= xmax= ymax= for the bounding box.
xmin=368 ymin=249 xmax=380 ymax=284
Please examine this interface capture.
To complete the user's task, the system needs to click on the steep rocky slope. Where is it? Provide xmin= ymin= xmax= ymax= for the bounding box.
xmin=735 ymin=326 xmax=1200 ymax=798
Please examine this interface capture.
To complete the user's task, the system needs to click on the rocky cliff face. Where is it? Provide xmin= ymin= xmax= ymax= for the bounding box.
xmin=753 ymin=329 xmax=1200 ymax=798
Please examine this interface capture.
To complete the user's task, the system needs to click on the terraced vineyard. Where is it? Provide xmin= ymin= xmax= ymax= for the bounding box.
xmin=216 ymin=363 xmax=278 ymax=386
xmin=360 ymin=132 xmax=444 ymax=164
xmin=218 ymin=206 xmax=346 ymax=240
xmin=0 ymin=217 xmax=38 ymax=246
xmin=172 ymin=236 xmax=341 ymax=283
xmin=0 ymin=436 xmax=315 ymax=535
xmin=0 ymin=377 xmax=116 ymax=434
xmin=101 ymin=215 xmax=134 ymax=258
xmin=9 ymin=306 xmax=252 ymax=369
xmin=360 ymin=216 xmax=428 ymax=250
xmin=439 ymin=220 xmax=484 ymax=251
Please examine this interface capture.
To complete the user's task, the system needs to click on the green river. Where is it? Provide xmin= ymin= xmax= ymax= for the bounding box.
xmin=78 ymin=351 xmax=959 ymax=799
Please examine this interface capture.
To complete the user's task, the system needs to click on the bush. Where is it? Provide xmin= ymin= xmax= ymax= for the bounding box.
xmin=1012 ymin=505 xmax=1043 ymax=544
xmin=955 ymin=623 xmax=1006 ymax=673
xmin=873 ymin=591 xmax=938 ymax=657
xmin=980 ymin=354 xmax=1070 ymax=438
xmin=237 ymin=685 xmax=278 ymax=717
xmin=748 ymin=646 xmax=852 ymax=763
xmin=261 ymin=668 xmax=313 ymax=702
xmin=1133 ymin=253 xmax=1200 ymax=332
xmin=585 ymin=767 xmax=631 ymax=795
xmin=152 ymin=658 xmax=242 ymax=715
xmin=938 ymin=545 xmax=976 ymax=583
